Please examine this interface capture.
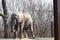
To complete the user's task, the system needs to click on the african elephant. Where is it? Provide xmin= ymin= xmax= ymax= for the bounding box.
xmin=15 ymin=12 xmax=35 ymax=38
xmin=10 ymin=12 xmax=35 ymax=38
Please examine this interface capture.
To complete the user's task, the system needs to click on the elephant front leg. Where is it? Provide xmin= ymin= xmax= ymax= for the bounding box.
xmin=31 ymin=22 xmax=35 ymax=38
xmin=21 ymin=22 xmax=25 ymax=38
xmin=18 ymin=22 xmax=22 ymax=39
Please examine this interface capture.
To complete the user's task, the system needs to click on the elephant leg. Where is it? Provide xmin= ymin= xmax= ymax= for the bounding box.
xmin=25 ymin=31 xmax=28 ymax=38
xmin=16 ymin=31 xmax=18 ymax=38
xmin=23 ymin=29 xmax=26 ymax=38
xmin=21 ymin=22 xmax=25 ymax=38
xmin=23 ymin=28 xmax=28 ymax=38
xmin=17 ymin=24 xmax=21 ymax=38
xmin=27 ymin=28 xmax=33 ymax=39
xmin=31 ymin=22 xmax=35 ymax=38
xmin=13 ymin=31 xmax=16 ymax=38
xmin=19 ymin=22 xmax=22 ymax=39
xmin=27 ymin=23 xmax=34 ymax=39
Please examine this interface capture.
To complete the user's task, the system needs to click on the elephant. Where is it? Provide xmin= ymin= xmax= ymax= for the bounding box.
xmin=10 ymin=12 xmax=35 ymax=38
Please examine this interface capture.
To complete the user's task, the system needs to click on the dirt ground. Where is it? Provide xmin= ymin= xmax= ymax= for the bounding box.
xmin=0 ymin=38 xmax=54 ymax=40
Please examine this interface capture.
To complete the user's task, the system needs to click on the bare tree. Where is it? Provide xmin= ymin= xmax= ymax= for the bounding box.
xmin=2 ymin=0 xmax=8 ymax=38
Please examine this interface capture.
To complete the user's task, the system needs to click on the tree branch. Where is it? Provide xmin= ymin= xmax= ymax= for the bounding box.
xmin=0 ymin=13 xmax=4 ymax=18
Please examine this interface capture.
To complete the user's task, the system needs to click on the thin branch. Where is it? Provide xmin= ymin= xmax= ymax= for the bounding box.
xmin=0 ymin=13 xmax=8 ymax=19
xmin=0 ymin=13 xmax=4 ymax=18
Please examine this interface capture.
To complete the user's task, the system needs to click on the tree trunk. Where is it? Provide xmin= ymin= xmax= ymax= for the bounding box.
xmin=51 ymin=21 xmax=54 ymax=37
xmin=2 ymin=0 xmax=8 ymax=38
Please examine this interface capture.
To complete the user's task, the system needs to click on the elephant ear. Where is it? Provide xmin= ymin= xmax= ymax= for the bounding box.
xmin=11 ymin=14 xmax=16 ymax=19
xmin=10 ymin=14 xmax=17 ymax=32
